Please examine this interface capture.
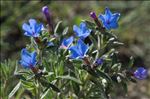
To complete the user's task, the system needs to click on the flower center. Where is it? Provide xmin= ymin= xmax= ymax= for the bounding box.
xmin=32 ymin=31 xmax=35 ymax=35
xmin=106 ymin=20 xmax=110 ymax=24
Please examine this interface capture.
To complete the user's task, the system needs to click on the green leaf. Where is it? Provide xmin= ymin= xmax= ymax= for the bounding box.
xmin=40 ymin=78 xmax=60 ymax=92
xmin=82 ymin=20 xmax=96 ymax=29
xmin=111 ymin=63 xmax=121 ymax=72
xmin=113 ymin=41 xmax=124 ymax=46
xmin=15 ymin=74 xmax=26 ymax=81
xmin=89 ymin=35 xmax=97 ymax=48
xmin=71 ymin=59 xmax=82 ymax=64
xmin=62 ymin=27 xmax=69 ymax=35
xmin=57 ymin=75 xmax=82 ymax=84
xmin=72 ymin=82 xmax=80 ymax=96
xmin=54 ymin=21 xmax=62 ymax=34
xmin=9 ymin=81 xmax=21 ymax=98
xmin=21 ymin=80 xmax=35 ymax=90
xmin=48 ymin=83 xmax=60 ymax=92
xmin=96 ymin=70 xmax=112 ymax=82
xmin=41 ymin=88 xmax=50 ymax=99
xmin=128 ymin=56 xmax=134 ymax=67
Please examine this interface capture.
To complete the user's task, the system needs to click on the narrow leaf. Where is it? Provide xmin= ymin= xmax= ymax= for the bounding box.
xmin=83 ymin=20 xmax=96 ymax=29
xmin=96 ymin=70 xmax=112 ymax=82
xmin=54 ymin=21 xmax=62 ymax=34
xmin=40 ymin=78 xmax=60 ymax=92
xmin=9 ymin=81 xmax=21 ymax=98
xmin=41 ymin=88 xmax=50 ymax=99
xmin=128 ymin=56 xmax=134 ymax=67
xmin=62 ymin=27 xmax=69 ymax=35
xmin=57 ymin=75 xmax=82 ymax=84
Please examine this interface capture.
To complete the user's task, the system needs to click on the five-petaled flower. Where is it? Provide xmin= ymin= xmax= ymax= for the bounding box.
xmin=98 ymin=7 xmax=120 ymax=30
xmin=69 ymin=39 xmax=89 ymax=59
xmin=73 ymin=22 xmax=91 ymax=40
xmin=19 ymin=48 xmax=37 ymax=69
xmin=22 ymin=19 xmax=43 ymax=37
xmin=134 ymin=67 xmax=148 ymax=80
xmin=60 ymin=36 xmax=74 ymax=49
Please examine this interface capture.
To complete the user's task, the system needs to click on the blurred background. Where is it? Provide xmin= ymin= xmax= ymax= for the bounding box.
xmin=0 ymin=1 xmax=150 ymax=99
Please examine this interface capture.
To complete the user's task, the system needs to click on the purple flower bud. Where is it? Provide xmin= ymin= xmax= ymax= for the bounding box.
xmin=90 ymin=12 xmax=97 ymax=19
xmin=95 ymin=58 xmax=103 ymax=65
xmin=134 ymin=67 xmax=148 ymax=80
xmin=42 ymin=6 xmax=51 ymax=19
xmin=42 ymin=6 xmax=53 ymax=32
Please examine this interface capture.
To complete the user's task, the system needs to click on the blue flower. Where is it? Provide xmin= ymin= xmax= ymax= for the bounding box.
xmin=98 ymin=7 xmax=120 ymax=30
xmin=73 ymin=22 xmax=91 ymax=39
xmin=69 ymin=39 xmax=89 ymax=59
xmin=19 ymin=48 xmax=37 ymax=69
xmin=22 ymin=19 xmax=43 ymax=37
xmin=60 ymin=36 xmax=74 ymax=49
xmin=134 ymin=67 xmax=148 ymax=80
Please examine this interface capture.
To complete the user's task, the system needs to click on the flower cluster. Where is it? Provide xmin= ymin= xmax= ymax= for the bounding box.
xmin=20 ymin=6 xmax=148 ymax=78
xmin=17 ymin=6 xmax=148 ymax=98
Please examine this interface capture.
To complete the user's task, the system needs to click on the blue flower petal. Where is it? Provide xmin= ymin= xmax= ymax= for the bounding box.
xmin=134 ymin=67 xmax=148 ymax=80
xmin=31 ymin=51 xmax=37 ymax=67
xmin=77 ymin=39 xmax=88 ymax=56
xmin=29 ymin=19 xmax=37 ymax=33
xmin=35 ymin=24 xmax=43 ymax=34
xmin=73 ymin=22 xmax=91 ymax=39
xmin=99 ymin=15 xmax=105 ymax=23
xmin=20 ymin=48 xmax=37 ymax=68
xmin=21 ymin=48 xmax=32 ymax=64
xmin=111 ymin=13 xmax=120 ymax=22
xmin=22 ymin=23 xmax=32 ymax=35
xmin=103 ymin=22 xmax=111 ymax=30
xmin=109 ymin=22 xmax=118 ymax=29
xmin=20 ymin=60 xmax=30 ymax=68
xmin=73 ymin=25 xmax=81 ymax=36
xmin=69 ymin=39 xmax=89 ymax=59
xmin=24 ymin=32 xmax=32 ymax=37
xmin=61 ymin=36 xmax=74 ymax=49
xmin=105 ymin=7 xmax=112 ymax=20
xmin=47 ymin=42 xmax=54 ymax=47
xmin=78 ymin=33 xmax=90 ymax=40
xmin=69 ymin=46 xmax=81 ymax=59
xmin=80 ymin=22 xmax=86 ymax=29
